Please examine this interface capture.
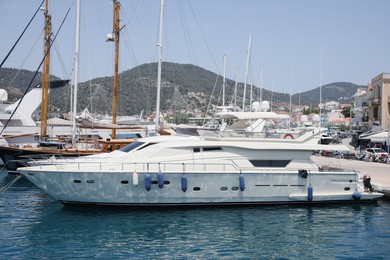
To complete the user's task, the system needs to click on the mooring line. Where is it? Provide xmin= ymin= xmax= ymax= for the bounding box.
xmin=0 ymin=175 xmax=22 ymax=193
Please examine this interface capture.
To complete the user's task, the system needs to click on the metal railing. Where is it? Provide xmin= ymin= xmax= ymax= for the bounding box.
xmin=28 ymin=159 xmax=242 ymax=174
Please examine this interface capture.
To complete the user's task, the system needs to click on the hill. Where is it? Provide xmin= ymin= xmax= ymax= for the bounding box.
xmin=0 ymin=63 xmax=364 ymax=118
xmin=293 ymin=82 xmax=363 ymax=106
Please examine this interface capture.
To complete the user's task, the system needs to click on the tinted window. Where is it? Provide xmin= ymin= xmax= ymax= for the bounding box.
xmin=250 ymin=160 xmax=290 ymax=167
xmin=119 ymin=141 xmax=145 ymax=152
xmin=203 ymin=147 xmax=222 ymax=152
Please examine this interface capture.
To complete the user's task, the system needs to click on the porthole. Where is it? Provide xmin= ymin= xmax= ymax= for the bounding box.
xmin=232 ymin=186 xmax=239 ymax=191
xmin=121 ymin=180 xmax=129 ymax=184
xmin=344 ymin=187 xmax=351 ymax=191
xmin=349 ymin=180 xmax=353 ymax=183
xmin=163 ymin=180 xmax=170 ymax=185
xmin=151 ymin=180 xmax=158 ymax=185
xmin=193 ymin=187 xmax=201 ymax=191
xmin=73 ymin=180 xmax=81 ymax=184
xmin=220 ymin=187 xmax=228 ymax=191
xmin=86 ymin=180 xmax=94 ymax=184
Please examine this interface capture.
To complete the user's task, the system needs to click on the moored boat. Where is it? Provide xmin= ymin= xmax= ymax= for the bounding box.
xmin=0 ymin=137 xmax=135 ymax=174
xmin=17 ymin=129 xmax=383 ymax=206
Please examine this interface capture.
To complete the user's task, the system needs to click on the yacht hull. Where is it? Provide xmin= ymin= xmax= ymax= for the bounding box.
xmin=21 ymin=169 xmax=382 ymax=206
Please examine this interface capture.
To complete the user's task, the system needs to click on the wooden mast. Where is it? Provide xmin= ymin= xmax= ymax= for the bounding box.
xmin=111 ymin=0 xmax=120 ymax=139
xmin=41 ymin=0 xmax=51 ymax=140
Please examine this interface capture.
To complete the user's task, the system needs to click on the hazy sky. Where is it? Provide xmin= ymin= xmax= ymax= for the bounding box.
xmin=1 ymin=0 xmax=389 ymax=94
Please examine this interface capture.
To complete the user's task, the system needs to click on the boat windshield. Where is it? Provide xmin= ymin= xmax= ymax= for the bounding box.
xmin=119 ymin=141 xmax=145 ymax=152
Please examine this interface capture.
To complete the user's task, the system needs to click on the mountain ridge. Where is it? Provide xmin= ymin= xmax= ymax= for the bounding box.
xmin=0 ymin=63 xmax=364 ymax=117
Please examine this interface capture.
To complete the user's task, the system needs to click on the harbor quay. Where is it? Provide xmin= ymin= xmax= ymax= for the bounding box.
xmin=311 ymin=155 xmax=390 ymax=197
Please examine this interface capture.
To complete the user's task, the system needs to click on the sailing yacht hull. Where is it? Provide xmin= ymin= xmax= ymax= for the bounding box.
xmin=22 ymin=168 xmax=382 ymax=206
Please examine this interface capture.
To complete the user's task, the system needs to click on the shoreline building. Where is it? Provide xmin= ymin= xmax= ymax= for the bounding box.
xmin=354 ymin=73 xmax=390 ymax=130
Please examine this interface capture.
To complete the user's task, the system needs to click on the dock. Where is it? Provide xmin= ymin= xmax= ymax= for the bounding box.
xmin=311 ymin=155 xmax=390 ymax=197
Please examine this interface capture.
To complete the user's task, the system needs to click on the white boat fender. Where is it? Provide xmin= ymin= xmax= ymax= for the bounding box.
xmin=132 ymin=171 xmax=139 ymax=186
xmin=308 ymin=184 xmax=313 ymax=201
xmin=157 ymin=170 xmax=164 ymax=189
xmin=352 ymin=191 xmax=361 ymax=200
xmin=181 ymin=174 xmax=187 ymax=192
xmin=239 ymin=173 xmax=245 ymax=191
xmin=145 ymin=174 xmax=151 ymax=191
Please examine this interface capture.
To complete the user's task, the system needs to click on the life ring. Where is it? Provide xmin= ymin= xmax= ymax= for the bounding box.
xmin=283 ymin=134 xmax=294 ymax=139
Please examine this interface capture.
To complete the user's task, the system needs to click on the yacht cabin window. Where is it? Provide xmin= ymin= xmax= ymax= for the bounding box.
xmin=203 ymin=147 xmax=222 ymax=152
xmin=119 ymin=141 xmax=145 ymax=152
xmin=249 ymin=160 xmax=291 ymax=167
xmin=193 ymin=147 xmax=222 ymax=153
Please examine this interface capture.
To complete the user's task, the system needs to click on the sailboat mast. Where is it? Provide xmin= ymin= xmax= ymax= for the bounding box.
xmin=259 ymin=66 xmax=263 ymax=102
xmin=319 ymin=47 xmax=323 ymax=130
xmin=72 ymin=0 xmax=81 ymax=145
xmin=234 ymin=69 xmax=238 ymax=108
xmin=242 ymin=34 xmax=252 ymax=111
xmin=111 ymin=0 xmax=120 ymax=139
xmin=41 ymin=0 xmax=51 ymax=140
xmin=155 ymin=0 xmax=164 ymax=132
xmin=222 ymin=54 xmax=226 ymax=107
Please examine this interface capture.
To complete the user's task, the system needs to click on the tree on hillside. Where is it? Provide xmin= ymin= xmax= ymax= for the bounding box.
xmin=341 ymin=106 xmax=354 ymax=118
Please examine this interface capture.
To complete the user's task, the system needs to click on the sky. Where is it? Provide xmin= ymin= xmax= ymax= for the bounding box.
xmin=1 ymin=0 xmax=390 ymax=95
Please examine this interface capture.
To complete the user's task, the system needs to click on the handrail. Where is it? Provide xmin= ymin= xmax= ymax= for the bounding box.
xmin=29 ymin=160 xmax=242 ymax=173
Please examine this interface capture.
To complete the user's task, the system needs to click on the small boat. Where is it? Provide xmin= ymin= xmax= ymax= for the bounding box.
xmin=18 ymin=129 xmax=383 ymax=206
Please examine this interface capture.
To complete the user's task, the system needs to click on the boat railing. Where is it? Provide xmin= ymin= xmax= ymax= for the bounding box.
xmin=31 ymin=160 xmax=241 ymax=173
xmin=201 ymin=127 xmax=320 ymax=141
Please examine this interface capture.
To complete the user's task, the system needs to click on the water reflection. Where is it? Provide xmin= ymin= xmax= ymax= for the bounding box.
xmin=20 ymin=203 xmax=388 ymax=258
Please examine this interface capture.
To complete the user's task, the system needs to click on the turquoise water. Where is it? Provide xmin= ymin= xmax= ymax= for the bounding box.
xmin=1 ymin=171 xmax=390 ymax=259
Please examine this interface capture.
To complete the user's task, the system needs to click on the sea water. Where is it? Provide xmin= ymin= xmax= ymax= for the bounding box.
xmin=1 ymin=170 xmax=390 ymax=259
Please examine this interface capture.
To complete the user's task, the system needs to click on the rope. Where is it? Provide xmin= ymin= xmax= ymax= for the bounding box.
xmin=0 ymin=174 xmax=22 ymax=193
xmin=0 ymin=0 xmax=45 ymax=68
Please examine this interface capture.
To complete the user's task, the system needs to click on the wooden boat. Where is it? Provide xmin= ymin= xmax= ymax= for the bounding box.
xmin=0 ymin=138 xmax=135 ymax=174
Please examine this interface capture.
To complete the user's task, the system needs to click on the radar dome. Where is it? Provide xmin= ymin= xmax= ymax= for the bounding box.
xmin=252 ymin=101 xmax=260 ymax=111
xmin=0 ymin=89 xmax=8 ymax=102
xmin=260 ymin=101 xmax=270 ymax=111
xmin=312 ymin=114 xmax=320 ymax=122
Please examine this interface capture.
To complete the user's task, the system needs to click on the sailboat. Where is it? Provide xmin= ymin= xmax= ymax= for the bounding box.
xmin=0 ymin=0 xmax=135 ymax=173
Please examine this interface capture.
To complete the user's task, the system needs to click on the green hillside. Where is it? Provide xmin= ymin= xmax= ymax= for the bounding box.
xmin=0 ymin=63 xmax=364 ymax=118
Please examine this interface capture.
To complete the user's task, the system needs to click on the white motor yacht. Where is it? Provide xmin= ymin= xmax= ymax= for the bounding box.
xmin=17 ymin=129 xmax=383 ymax=207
